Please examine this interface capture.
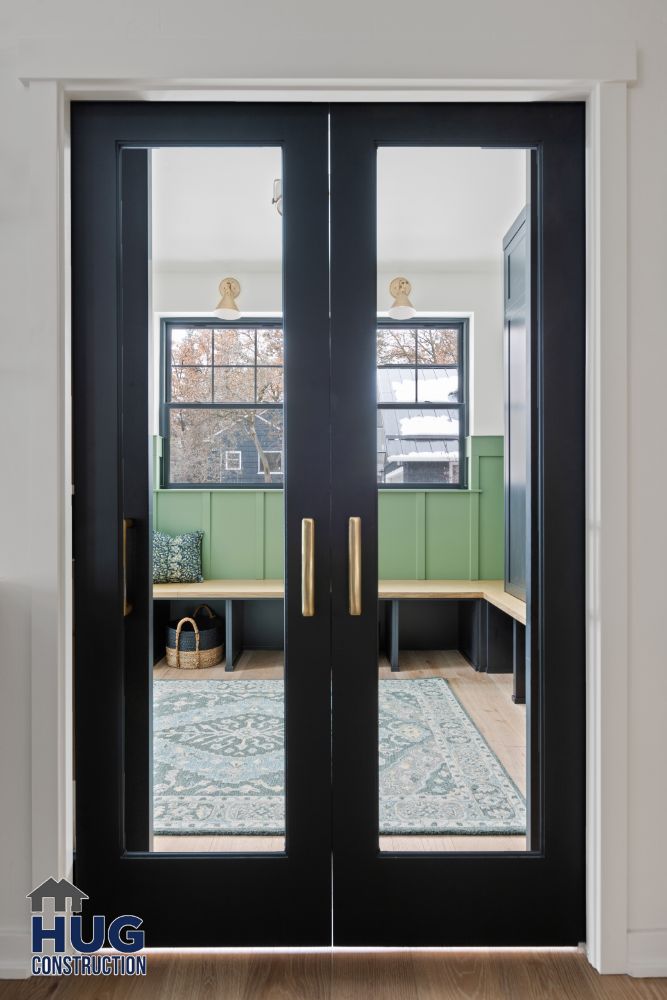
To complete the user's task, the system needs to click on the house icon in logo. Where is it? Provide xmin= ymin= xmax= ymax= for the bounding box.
xmin=27 ymin=877 xmax=89 ymax=914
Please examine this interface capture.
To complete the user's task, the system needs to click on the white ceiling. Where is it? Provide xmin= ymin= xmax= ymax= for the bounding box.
xmin=377 ymin=147 xmax=526 ymax=269
xmin=151 ymin=145 xmax=526 ymax=272
xmin=152 ymin=147 xmax=283 ymax=271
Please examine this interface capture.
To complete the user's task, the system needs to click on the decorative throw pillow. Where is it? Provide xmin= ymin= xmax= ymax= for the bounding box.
xmin=152 ymin=530 xmax=204 ymax=583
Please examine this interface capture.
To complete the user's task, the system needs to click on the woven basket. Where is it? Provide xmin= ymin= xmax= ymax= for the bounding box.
xmin=166 ymin=613 xmax=223 ymax=669
xmin=166 ymin=604 xmax=222 ymax=653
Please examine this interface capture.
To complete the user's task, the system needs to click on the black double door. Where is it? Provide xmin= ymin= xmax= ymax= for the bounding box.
xmin=72 ymin=101 xmax=585 ymax=946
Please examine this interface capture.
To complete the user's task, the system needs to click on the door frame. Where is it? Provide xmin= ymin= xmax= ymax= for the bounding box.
xmin=19 ymin=57 xmax=632 ymax=972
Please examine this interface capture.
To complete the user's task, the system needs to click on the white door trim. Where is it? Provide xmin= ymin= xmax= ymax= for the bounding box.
xmin=585 ymin=80 xmax=630 ymax=975
xmin=20 ymin=55 xmax=632 ymax=974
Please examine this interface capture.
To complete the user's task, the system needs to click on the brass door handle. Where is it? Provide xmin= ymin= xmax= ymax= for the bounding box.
xmin=301 ymin=518 xmax=315 ymax=617
xmin=123 ymin=518 xmax=134 ymax=617
xmin=348 ymin=517 xmax=362 ymax=616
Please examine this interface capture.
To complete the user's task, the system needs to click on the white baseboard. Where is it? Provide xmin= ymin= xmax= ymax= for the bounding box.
xmin=0 ymin=927 xmax=30 ymax=980
xmin=627 ymin=930 xmax=667 ymax=978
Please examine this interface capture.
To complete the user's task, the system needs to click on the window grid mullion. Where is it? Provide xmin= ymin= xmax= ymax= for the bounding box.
xmin=210 ymin=329 xmax=214 ymax=401
xmin=165 ymin=402 xmax=283 ymax=411
xmin=377 ymin=364 xmax=460 ymax=370
xmin=254 ymin=329 xmax=258 ymax=404
xmin=377 ymin=402 xmax=464 ymax=411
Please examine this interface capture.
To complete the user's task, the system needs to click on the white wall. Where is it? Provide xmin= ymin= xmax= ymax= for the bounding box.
xmin=154 ymin=265 xmax=506 ymax=436
xmin=0 ymin=54 xmax=41 ymax=979
xmin=0 ymin=0 xmax=666 ymax=980
xmin=623 ymin=3 xmax=667 ymax=951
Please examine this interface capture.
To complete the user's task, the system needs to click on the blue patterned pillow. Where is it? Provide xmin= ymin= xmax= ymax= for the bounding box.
xmin=153 ymin=530 xmax=204 ymax=583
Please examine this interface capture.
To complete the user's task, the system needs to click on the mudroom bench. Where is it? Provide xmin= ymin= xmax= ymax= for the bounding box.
xmin=153 ymin=579 xmax=527 ymax=702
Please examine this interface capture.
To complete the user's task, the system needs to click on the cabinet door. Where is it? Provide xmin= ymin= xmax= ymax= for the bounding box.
xmin=504 ymin=207 xmax=529 ymax=602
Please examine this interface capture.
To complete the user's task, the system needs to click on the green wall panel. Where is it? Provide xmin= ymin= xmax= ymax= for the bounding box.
xmin=424 ymin=492 xmax=472 ymax=579
xmin=478 ymin=455 xmax=504 ymax=579
xmin=378 ymin=492 xmax=421 ymax=578
xmin=154 ymin=436 xmax=504 ymax=582
xmin=468 ymin=436 xmax=505 ymax=580
xmin=154 ymin=491 xmax=205 ymax=536
xmin=155 ymin=490 xmax=283 ymax=581
xmin=209 ymin=493 xmax=260 ymax=579
xmin=264 ymin=491 xmax=285 ymax=578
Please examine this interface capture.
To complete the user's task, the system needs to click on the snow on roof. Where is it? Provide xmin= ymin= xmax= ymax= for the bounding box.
xmin=377 ymin=368 xmax=458 ymax=405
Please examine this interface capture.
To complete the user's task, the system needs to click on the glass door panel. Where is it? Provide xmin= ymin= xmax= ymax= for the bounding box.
xmin=149 ymin=147 xmax=285 ymax=853
xmin=376 ymin=147 xmax=529 ymax=852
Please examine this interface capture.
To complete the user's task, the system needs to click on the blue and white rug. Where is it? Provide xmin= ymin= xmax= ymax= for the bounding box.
xmin=153 ymin=677 xmax=525 ymax=836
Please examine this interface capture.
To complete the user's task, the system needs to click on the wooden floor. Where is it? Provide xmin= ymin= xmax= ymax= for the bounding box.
xmin=153 ymin=649 xmax=526 ymax=854
xmin=3 ymin=951 xmax=666 ymax=999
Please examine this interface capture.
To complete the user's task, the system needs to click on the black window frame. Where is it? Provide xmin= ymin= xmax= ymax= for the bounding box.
xmin=160 ymin=316 xmax=468 ymax=490
xmin=376 ymin=317 xmax=469 ymax=489
xmin=160 ymin=317 xmax=284 ymax=489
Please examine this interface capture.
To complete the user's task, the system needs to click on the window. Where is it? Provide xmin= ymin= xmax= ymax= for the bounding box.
xmin=161 ymin=321 xmax=283 ymax=486
xmin=259 ymin=451 xmax=282 ymax=476
xmin=160 ymin=318 xmax=466 ymax=489
xmin=376 ymin=321 xmax=467 ymax=487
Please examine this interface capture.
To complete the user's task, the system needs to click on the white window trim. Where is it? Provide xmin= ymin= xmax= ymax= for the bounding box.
xmin=18 ymin=53 xmax=633 ymax=977
xmin=225 ymin=449 xmax=242 ymax=472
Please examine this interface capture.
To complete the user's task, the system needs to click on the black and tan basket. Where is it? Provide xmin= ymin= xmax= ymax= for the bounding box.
xmin=166 ymin=605 xmax=223 ymax=669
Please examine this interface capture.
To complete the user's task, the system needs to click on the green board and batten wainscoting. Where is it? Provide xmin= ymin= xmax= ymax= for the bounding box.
xmin=154 ymin=489 xmax=285 ymax=581
xmin=378 ymin=436 xmax=503 ymax=580
xmin=153 ymin=436 xmax=504 ymax=582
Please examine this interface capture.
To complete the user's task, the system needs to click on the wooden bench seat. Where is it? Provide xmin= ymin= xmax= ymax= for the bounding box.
xmin=153 ymin=578 xmax=525 ymax=624
xmin=378 ymin=580 xmax=525 ymax=625
xmin=153 ymin=578 xmax=284 ymax=602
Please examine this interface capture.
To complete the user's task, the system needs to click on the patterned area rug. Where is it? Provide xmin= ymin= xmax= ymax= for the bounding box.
xmin=153 ymin=677 xmax=525 ymax=836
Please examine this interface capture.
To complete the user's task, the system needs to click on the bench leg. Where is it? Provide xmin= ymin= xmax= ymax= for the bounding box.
xmin=458 ymin=598 xmax=485 ymax=671
xmin=225 ymin=599 xmax=243 ymax=671
xmin=388 ymin=599 xmax=400 ymax=671
xmin=485 ymin=603 xmax=514 ymax=674
xmin=512 ymin=620 xmax=526 ymax=704
xmin=153 ymin=600 xmax=170 ymax=666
